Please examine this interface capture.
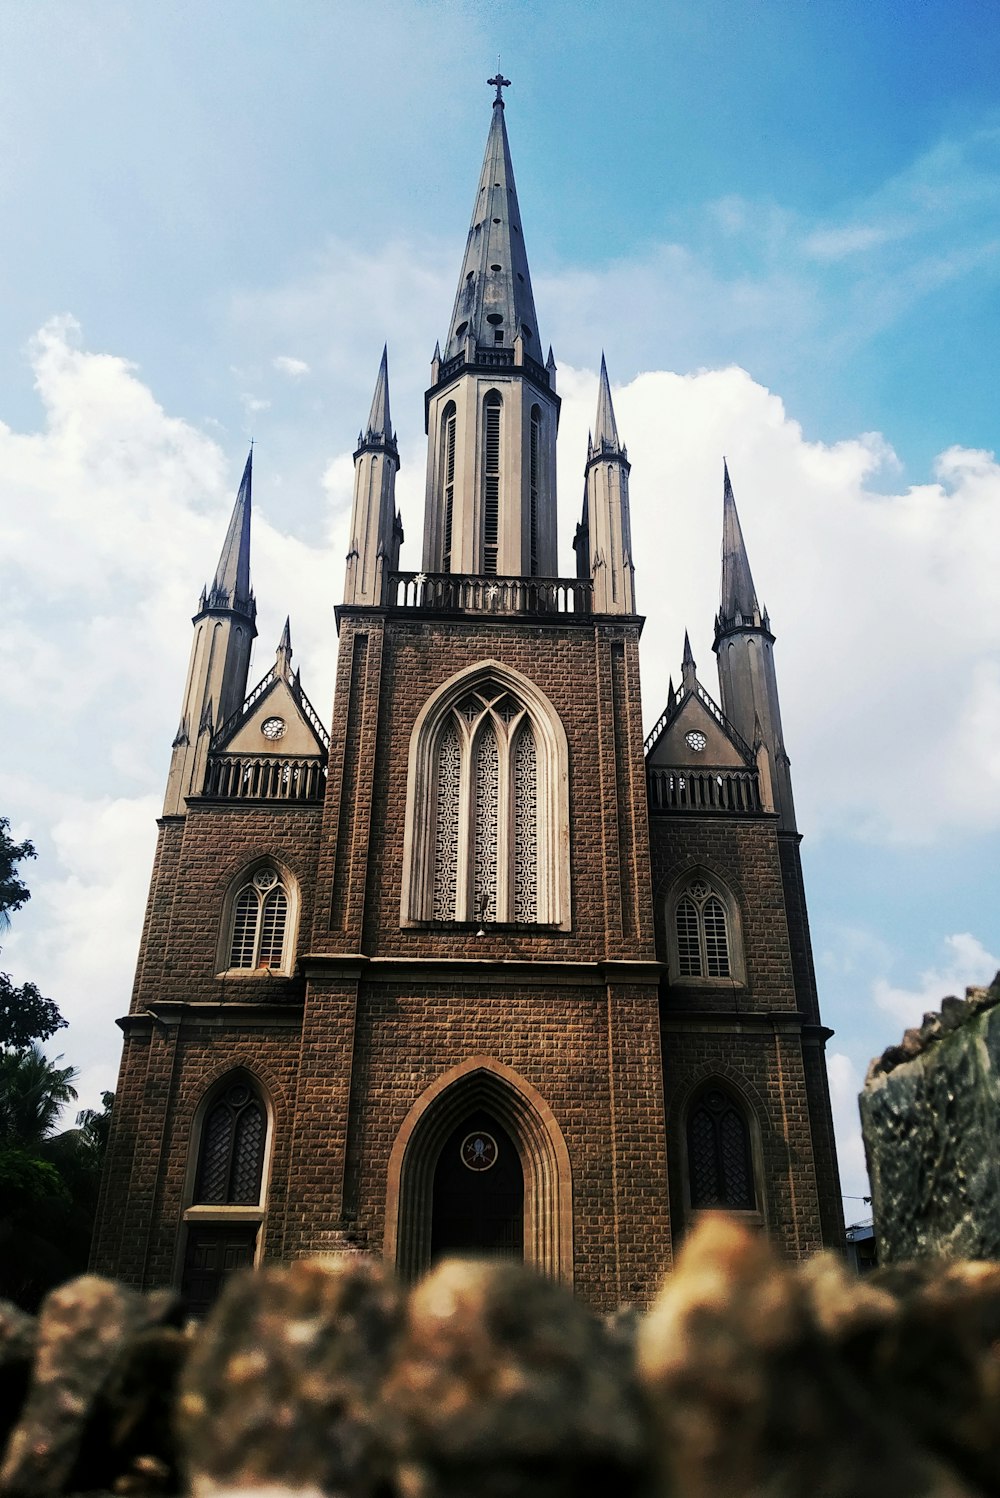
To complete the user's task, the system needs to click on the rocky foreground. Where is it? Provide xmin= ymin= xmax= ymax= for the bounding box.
xmin=2 ymin=1215 xmax=999 ymax=1498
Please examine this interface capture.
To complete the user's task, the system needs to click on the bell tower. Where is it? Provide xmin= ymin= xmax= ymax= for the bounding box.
xmin=421 ymin=74 xmax=559 ymax=578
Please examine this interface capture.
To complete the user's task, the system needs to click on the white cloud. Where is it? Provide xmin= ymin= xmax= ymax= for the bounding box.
xmin=873 ymin=932 xmax=1000 ymax=1032
xmin=273 ymin=355 xmax=310 ymax=378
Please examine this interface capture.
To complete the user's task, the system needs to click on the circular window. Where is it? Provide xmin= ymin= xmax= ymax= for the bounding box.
xmin=455 ymin=321 xmax=468 ymax=339
xmin=261 ymin=717 xmax=286 ymax=741
xmin=486 ymin=313 xmax=504 ymax=325
xmin=253 ymin=868 xmax=278 ymax=891
xmin=490 ymin=262 xmax=502 ymax=271
xmin=460 ymin=1131 xmax=498 ymax=1171
xmin=685 ymin=730 xmax=707 ymax=752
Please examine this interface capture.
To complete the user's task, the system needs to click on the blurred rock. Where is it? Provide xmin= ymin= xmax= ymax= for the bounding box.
xmin=861 ymin=972 xmax=1000 ymax=1262
xmin=176 ymin=1254 xmax=402 ymax=1498
xmin=385 ymin=1257 xmax=648 ymax=1498
xmin=636 ymin=1214 xmax=973 ymax=1498
xmin=0 ymin=1276 xmax=175 ymax=1497
xmin=0 ymin=1301 xmax=36 ymax=1460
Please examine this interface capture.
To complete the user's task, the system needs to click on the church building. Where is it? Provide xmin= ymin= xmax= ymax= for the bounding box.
xmin=92 ymin=81 xmax=843 ymax=1312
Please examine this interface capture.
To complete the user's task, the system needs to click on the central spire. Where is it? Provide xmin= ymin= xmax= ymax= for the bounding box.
xmin=441 ymin=80 xmax=542 ymax=363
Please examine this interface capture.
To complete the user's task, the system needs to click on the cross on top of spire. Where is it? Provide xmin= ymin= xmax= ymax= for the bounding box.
xmin=488 ymin=70 xmax=511 ymax=105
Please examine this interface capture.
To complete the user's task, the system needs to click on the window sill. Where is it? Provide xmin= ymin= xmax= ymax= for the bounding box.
xmin=183 ymin=1205 xmax=264 ymax=1221
xmin=215 ymin=967 xmax=294 ymax=980
xmin=667 ymin=976 xmax=746 ymax=989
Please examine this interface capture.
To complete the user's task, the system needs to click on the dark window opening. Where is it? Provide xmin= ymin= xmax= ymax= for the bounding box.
xmin=688 ymin=1087 xmax=755 ymax=1210
xmin=194 ymin=1081 xmax=265 ymax=1205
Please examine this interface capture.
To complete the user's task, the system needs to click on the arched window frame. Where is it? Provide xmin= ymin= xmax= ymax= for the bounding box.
xmin=665 ymin=869 xmax=745 ymax=986
xmin=177 ymin=1068 xmax=275 ymax=1283
xmin=401 ymin=661 xmax=571 ymax=929
xmin=440 ymin=400 xmax=457 ymax=573
xmin=481 ymin=390 xmax=502 ymax=575
xmin=681 ymin=1079 xmax=764 ymax=1223
xmin=528 ymin=403 xmax=541 ymax=577
xmin=217 ymin=860 xmax=300 ymax=976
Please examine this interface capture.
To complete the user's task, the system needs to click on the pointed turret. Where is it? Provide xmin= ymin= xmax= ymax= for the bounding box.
xmin=164 ymin=451 xmax=259 ymax=815
xmin=204 ymin=448 xmax=255 ymax=617
xmin=422 ymin=80 xmax=559 ymax=578
xmin=583 ymin=355 xmax=635 ymax=613
xmin=442 ymin=84 xmax=542 ymax=362
xmin=275 ymin=617 xmax=293 ymax=679
xmin=344 ymin=348 xmax=402 ymax=605
xmin=712 ymin=462 xmax=796 ymax=830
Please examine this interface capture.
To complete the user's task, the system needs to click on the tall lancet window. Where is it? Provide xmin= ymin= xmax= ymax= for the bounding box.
xmin=482 ymin=392 xmax=502 ymax=574
xmin=429 ymin=682 xmax=541 ymax=924
xmin=441 ymin=402 xmax=457 ymax=572
xmin=529 ymin=405 xmax=541 ymax=577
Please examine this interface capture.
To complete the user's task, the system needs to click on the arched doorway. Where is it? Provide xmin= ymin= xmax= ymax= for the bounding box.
xmin=431 ymin=1109 xmax=524 ymax=1261
xmin=385 ymin=1056 xmax=574 ymax=1284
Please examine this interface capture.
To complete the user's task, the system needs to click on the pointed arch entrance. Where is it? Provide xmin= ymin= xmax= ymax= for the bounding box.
xmin=385 ymin=1057 xmax=573 ymax=1283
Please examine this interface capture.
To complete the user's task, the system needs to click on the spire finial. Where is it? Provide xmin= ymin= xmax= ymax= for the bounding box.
xmin=487 ymin=69 xmax=511 ymax=105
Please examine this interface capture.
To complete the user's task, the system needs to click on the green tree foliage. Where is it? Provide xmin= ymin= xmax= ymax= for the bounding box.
xmin=0 ymin=817 xmax=66 ymax=1049
xmin=0 ymin=818 xmax=112 ymax=1308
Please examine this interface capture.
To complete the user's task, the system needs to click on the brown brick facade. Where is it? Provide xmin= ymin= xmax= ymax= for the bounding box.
xmin=93 ymin=604 xmax=843 ymax=1311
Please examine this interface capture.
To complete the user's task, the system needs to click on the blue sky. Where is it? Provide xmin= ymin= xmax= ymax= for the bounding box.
xmin=2 ymin=0 xmax=999 ymax=1218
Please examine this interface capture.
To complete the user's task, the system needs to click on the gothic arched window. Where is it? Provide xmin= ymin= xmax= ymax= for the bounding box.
xmin=404 ymin=665 xmax=570 ymax=929
xmin=432 ymin=684 xmax=538 ymax=923
xmin=667 ymin=873 xmax=743 ymax=983
xmin=441 ymin=401 xmax=457 ymax=572
xmin=220 ymin=864 xmax=299 ymax=976
xmin=194 ymin=1078 xmax=267 ymax=1205
xmin=687 ymin=1085 xmax=756 ymax=1211
xmin=482 ymin=391 xmax=502 ymax=574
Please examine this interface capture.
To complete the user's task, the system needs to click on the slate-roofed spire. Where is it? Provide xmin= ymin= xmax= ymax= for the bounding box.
xmin=682 ymin=630 xmax=697 ymax=689
xmin=361 ymin=344 xmax=396 ymax=454
xmin=441 ymin=80 xmax=542 ymax=361
xmin=205 ymin=447 xmax=255 ymax=619
xmin=591 ymin=353 xmax=621 ymax=455
xmin=719 ymin=459 xmax=760 ymax=627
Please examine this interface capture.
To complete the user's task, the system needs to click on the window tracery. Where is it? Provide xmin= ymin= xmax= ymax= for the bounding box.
xmin=194 ymin=1079 xmax=266 ymax=1205
xmin=669 ymin=874 xmax=739 ymax=981
xmin=405 ymin=664 xmax=569 ymax=929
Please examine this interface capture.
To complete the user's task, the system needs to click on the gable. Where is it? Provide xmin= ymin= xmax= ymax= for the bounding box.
xmin=220 ymin=676 xmax=327 ymax=757
xmin=646 ymin=692 xmax=749 ymax=769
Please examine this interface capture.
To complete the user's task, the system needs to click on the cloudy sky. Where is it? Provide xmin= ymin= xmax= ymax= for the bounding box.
xmin=2 ymin=0 xmax=999 ymax=1219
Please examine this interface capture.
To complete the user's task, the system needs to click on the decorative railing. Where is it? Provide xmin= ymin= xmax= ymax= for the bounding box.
xmin=436 ymin=348 xmax=551 ymax=386
xmin=647 ymin=767 xmax=761 ymax=814
xmin=389 ymin=572 xmax=592 ymax=616
xmin=203 ymin=754 xmax=327 ymax=802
